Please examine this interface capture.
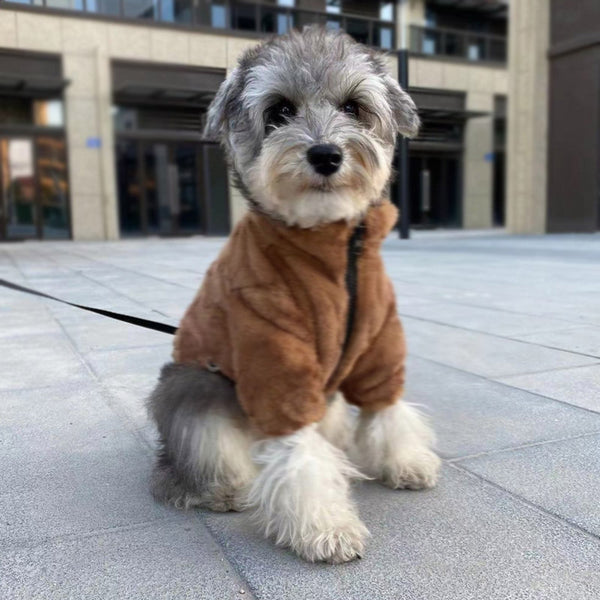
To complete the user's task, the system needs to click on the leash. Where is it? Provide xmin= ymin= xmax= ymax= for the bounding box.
xmin=0 ymin=278 xmax=178 ymax=336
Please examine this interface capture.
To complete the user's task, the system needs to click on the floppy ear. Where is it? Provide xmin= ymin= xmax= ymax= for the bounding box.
xmin=204 ymin=67 xmax=243 ymax=141
xmin=382 ymin=74 xmax=421 ymax=139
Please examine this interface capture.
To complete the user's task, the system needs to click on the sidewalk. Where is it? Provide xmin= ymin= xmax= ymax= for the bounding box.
xmin=1 ymin=232 xmax=600 ymax=599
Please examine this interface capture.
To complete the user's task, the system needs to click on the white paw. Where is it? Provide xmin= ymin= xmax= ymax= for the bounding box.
xmin=295 ymin=518 xmax=369 ymax=564
xmin=352 ymin=401 xmax=441 ymax=491
xmin=379 ymin=447 xmax=441 ymax=490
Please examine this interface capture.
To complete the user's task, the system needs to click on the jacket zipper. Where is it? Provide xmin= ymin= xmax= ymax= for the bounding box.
xmin=341 ymin=222 xmax=366 ymax=354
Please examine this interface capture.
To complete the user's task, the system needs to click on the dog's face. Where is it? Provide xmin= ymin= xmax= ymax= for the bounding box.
xmin=205 ymin=27 xmax=420 ymax=228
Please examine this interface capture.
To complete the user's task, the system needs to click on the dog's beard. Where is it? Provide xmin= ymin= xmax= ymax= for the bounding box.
xmin=246 ymin=138 xmax=392 ymax=228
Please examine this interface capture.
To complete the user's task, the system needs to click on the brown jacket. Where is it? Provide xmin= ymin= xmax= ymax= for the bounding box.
xmin=173 ymin=201 xmax=406 ymax=436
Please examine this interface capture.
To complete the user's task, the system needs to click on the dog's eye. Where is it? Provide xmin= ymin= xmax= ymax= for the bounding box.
xmin=264 ymin=99 xmax=296 ymax=133
xmin=341 ymin=100 xmax=360 ymax=118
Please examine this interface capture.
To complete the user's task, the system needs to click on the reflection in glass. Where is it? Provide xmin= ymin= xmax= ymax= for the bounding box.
xmin=123 ymin=0 xmax=157 ymax=19
xmin=211 ymin=3 xmax=227 ymax=28
xmin=37 ymin=137 xmax=69 ymax=239
xmin=2 ymin=139 xmax=36 ymax=238
xmin=45 ymin=0 xmax=84 ymax=9
xmin=33 ymin=100 xmax=64 ymax=127
xmin=86 ymin=0 xmax=121 ymax=15
xmin=379 ymin=2 xmax=393 ymax=21
xmin=374 ymin=24 xmax=393 ymax=50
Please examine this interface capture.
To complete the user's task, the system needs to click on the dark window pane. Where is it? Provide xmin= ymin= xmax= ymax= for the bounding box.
xmin=161 ymin=0 xmax=193 ymax=23
xmin=260 ymin=7 xmax=291 ymax=35
xmin=204 ymin=144 xmax=229 ymax=235
xmin=346 ymin=18 xmax=370 ymax=45
xmin=0 ymin=98 xmax=32 ymax=126
xmin=37 ymin=137 xmax=69 ymax=239
xmin=116 ymin=140 xmax=142 ymax=234
xmin=175 ymin=145 xmax=200 ymax=232
xmin=233 ymin=3 xmax=257 ymax=31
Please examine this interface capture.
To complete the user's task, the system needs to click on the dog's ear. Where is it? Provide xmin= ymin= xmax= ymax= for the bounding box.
xmin=204 ymin=67 xmax=243 ymax=141
xmin=382 ymin=74 xmax=421 ymax=139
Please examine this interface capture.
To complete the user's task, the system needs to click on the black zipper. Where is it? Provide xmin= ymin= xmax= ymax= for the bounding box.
xmin=342 ymin=222 xmax=366 ymax=354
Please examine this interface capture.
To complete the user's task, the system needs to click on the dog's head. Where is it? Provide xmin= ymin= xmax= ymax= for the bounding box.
xmin=205 ymin=26 xmax=420 ymax=228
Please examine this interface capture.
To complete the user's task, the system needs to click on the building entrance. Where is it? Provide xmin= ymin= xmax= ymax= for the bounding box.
xmin=116 ymin=138 xmax=229 ymax=237
xmin=409 ymin=153 xmax=461 ymax=228
xmin=0 ymin=134 xmax=70 ymax=241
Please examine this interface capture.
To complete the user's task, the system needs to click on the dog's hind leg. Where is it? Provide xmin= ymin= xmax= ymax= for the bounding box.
xmin=147 ymin=363 xmax=257 ymax=512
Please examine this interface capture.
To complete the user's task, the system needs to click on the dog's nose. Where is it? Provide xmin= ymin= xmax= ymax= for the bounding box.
xmin=307 ymin=144 xmax=343 ymax=176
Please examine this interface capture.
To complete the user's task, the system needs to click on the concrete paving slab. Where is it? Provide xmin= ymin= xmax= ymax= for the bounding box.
xmin=402 ymin=317 xmax=598 ymax=378
xmin=200 ymin=466 xmax=600 ymax=600
xmin=397 ymin=301 xmax=575 ymax=337
xmin=497 ymin=364 xmax=600 ymax=412
xmin=0 ymin=519 xmax=253 ymax=600
xmin=0 ymin=383 xmax=167 ymax=544
xmin=0 ymin=332 xmax=91 ymax=391
xmin=459 ymin=434 xmax=600 ymax=537
xmin=3 ymin=233 xmax=600 ymax=600
xmin=405 ymin=356 xmax=600 ymax=458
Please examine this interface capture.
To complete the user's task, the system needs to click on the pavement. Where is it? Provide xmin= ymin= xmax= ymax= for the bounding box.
xmin=1 ymin=231 xmax=600 ymax=600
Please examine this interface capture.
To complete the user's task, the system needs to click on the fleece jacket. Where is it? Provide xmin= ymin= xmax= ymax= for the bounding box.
xmin=173 ymin=200 xmax=406 ymax=436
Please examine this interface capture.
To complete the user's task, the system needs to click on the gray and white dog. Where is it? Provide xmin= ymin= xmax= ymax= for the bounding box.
xmin=148 ymin=26 xmax=440 ymax=564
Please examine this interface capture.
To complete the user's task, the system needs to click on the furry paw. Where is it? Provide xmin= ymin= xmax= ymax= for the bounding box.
xmin=379 ymin=447 xmax=441 ymax=490
xmin=352 ymin=401 xmax=441 ymax=491
xmin=294 ymin=519 xmax=369 ymax=564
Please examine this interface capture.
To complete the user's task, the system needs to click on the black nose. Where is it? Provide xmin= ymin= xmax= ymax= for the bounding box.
xmin=307 ymin=144 xmax=343 ymax=176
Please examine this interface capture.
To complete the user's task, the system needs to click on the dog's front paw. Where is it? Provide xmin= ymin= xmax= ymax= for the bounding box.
xmin=295 ymin=518 xmax=369 ymax=564
xmin=380 ymin=447 xmax=441 ymax=490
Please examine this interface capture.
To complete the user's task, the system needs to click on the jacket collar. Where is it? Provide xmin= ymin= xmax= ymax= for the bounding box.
xmin=248 ymin=201 xmax=398 ymax=258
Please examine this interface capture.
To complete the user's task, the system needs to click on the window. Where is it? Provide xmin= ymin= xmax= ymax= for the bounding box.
xmin=326 ymin=0 xmax=341 ymax=15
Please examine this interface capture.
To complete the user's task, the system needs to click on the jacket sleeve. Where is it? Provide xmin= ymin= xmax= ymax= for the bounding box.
xmin=340 ymin=302 xmax=406 ymax=412
xmin=228 ymin=285 xmax=326 ymax=436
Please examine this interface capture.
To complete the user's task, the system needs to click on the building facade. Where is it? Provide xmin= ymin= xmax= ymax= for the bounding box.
xmin=0 ymin=0 xmax=508 ymax=241
xmin=508 ymin=0 xmax=600 ymax=233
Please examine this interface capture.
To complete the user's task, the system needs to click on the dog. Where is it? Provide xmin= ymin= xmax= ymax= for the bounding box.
xmin=147 ymin=26 xmax=440 ymax=564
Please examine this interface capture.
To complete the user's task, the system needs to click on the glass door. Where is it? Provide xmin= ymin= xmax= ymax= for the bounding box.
xmin=37 ymin=136 xmax=70 ymax=239
xmin=0 ymin=137 xmax=37 ymax=239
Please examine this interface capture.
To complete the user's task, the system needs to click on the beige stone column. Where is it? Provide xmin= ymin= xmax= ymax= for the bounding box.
xmin=506 ymin=0 xmax=550 ymax=233
xmin=62 ymin=21 xmax=118 ymax=240
xmin=463 ymin=92 xmax=494 ymax=229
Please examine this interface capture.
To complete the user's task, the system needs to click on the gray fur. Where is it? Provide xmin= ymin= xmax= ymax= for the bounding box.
xmin=147 ymin=363 xmax=255 ymax=512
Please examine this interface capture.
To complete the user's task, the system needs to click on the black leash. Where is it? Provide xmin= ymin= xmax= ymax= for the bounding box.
xmin=0 ymin=278 xmax=178 ymax=336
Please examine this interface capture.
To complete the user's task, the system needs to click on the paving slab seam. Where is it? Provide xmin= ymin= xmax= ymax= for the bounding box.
xmin=392 ymin=285 xmax=597 ymax=327
xmin=31 ymin=246 xmax=181 ymax=318
xmin=400 ymin=313 xmax=600 ymax=361
xmin=57 ymin=265 xmax=175 ymax=321
xmin=447 ymin=429 xmax=600 ymax=463
xmin=407 ymin=353 xmax=600 ymax=416
xmin=0 ymin=515 xmax=184 ymax=552
xmin=190 ymin=511 xmax=262 ymax=600
xmin=55 ymin=247 xmax=199 ymax=291
xmin=448 ymin=462 xmax=600 ymax=544
xmin=79 ymin=341 xmax=173 ymax=357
